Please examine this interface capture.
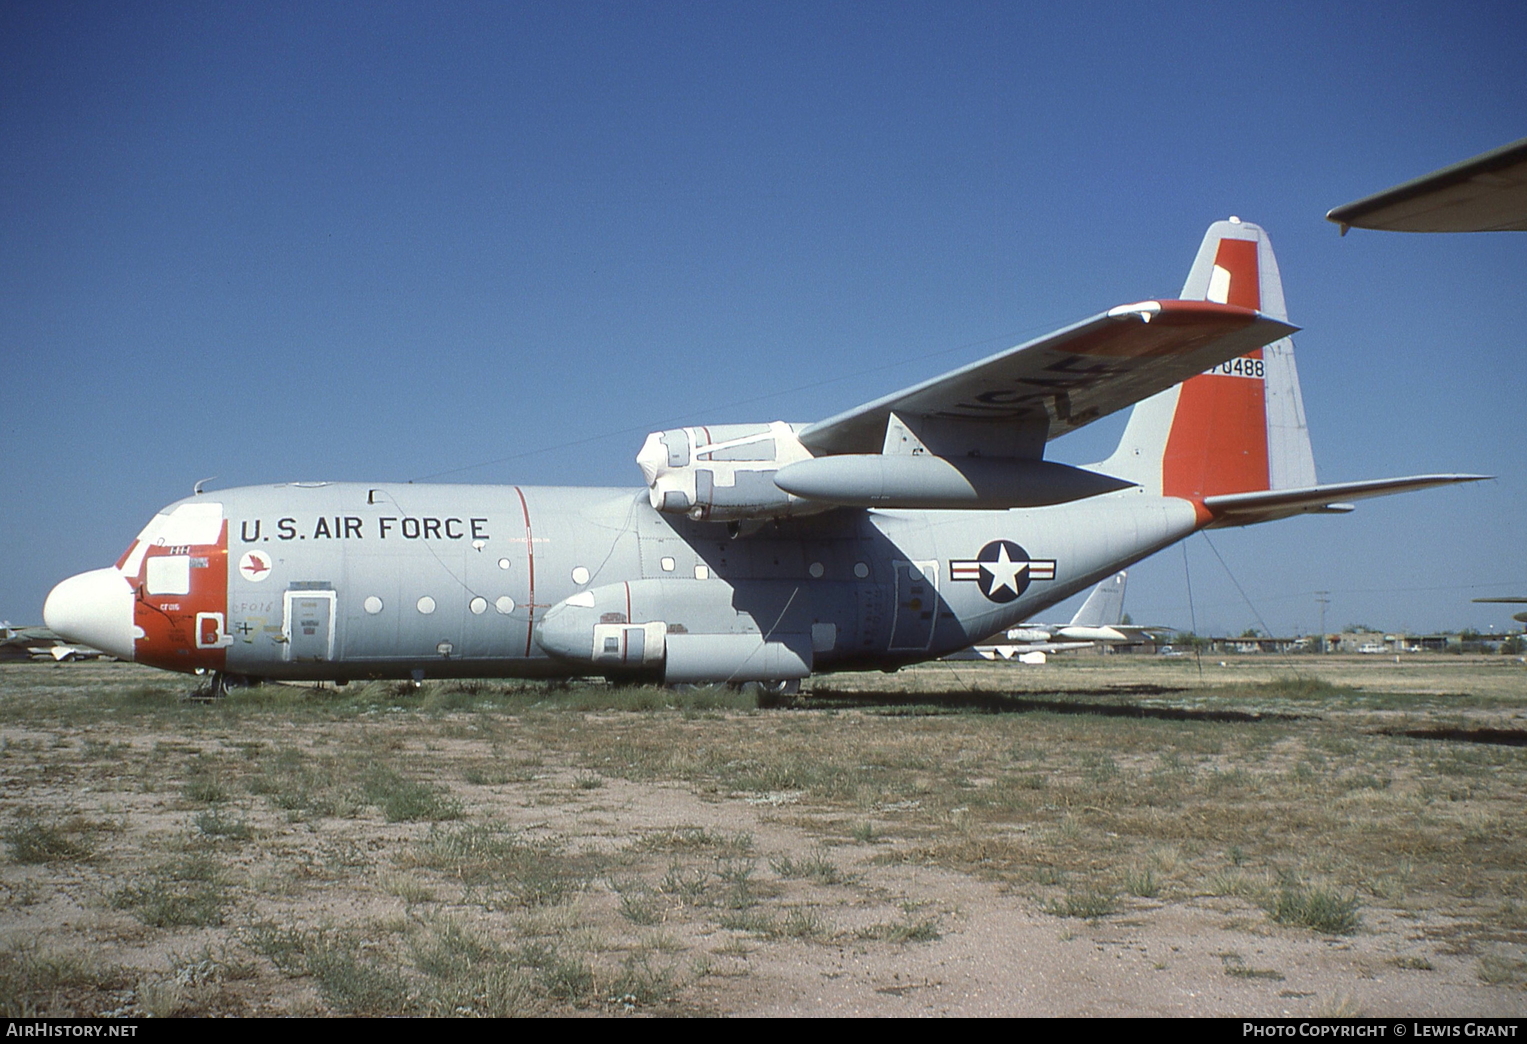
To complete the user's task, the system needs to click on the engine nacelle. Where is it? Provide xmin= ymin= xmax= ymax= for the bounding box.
xmin=636 ymin=421 xmax=825 ymax=522
xmin=534 ymin=579 xmax=814 ymax=684
xmin=772 ymin=454 xmax=1134 ymax=509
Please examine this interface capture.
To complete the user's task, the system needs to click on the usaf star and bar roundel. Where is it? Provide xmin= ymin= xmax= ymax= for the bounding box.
xmin=950 ymin=540 xmax=1056 ymax=603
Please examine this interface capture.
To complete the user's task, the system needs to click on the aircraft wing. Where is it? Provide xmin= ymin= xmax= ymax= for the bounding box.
xmin=1326 ymin=137 xmax=1527 ymax=234
xmin=1204 ymin=474 xmax=1490 ymax=527
xmin=1475 ymin=598 xmax=1527 ymax=625
xmin=798 ymin=301 xmax=1297 ymax=457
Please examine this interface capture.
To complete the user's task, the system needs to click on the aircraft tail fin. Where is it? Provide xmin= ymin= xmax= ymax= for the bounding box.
xmin=1068 ymin=571 xmax=1127 ymax=628
xmin=1097 ymin=219 xmax=1316 ymax=514
xmin=1097 ymin=220 xmax=1488 ymax=524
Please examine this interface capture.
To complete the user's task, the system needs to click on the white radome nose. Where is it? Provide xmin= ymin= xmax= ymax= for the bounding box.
xmin=43 ymin=568 xmax=136 ymax=661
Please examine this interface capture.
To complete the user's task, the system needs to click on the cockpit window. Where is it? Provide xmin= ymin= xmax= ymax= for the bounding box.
xmin=145 ymin=555 xmax=191 ymax=595
xmin=118 ymin=502 xmax=224 ymax=577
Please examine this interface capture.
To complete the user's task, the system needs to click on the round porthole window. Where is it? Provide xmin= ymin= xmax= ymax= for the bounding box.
xmin=364 ymin=596 xmax=383 ymax=614
xmin=495 ymin=596 xmax=515 ymax=615
xmin=469 ymin=596 xmax=488 ymax=615
xmin=417 ymin=596 xmax=436 ymax=614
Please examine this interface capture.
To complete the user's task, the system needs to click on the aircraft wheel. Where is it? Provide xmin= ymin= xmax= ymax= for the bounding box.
xmin=188 ymin=671 xmax=259 ymax=700
xmin=745 ymin=678 xmax=801 ymax=708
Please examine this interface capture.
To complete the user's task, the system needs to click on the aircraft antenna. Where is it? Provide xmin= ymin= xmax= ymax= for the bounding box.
xmin=1199 ymin=531 xmax=1300 ymax=674
xmin=1181 ymin=543 xmax=1203 ymax=679
xmin=193 ymin=476 xmax=217 ymax=495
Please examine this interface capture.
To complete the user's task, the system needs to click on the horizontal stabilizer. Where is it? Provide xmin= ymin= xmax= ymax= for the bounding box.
xmin=1204 ymin=474 xmax=1489 ymax=527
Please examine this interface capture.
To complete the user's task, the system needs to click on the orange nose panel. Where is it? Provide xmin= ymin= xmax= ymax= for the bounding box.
xmin=132 ymin=522 xmax=230 ymax=672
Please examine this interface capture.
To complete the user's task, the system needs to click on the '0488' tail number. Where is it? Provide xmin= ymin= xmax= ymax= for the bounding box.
xmin=1208 ymin=356 xmax=1265 ymax=378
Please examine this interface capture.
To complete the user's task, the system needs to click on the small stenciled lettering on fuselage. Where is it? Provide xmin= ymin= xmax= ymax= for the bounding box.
xmin=232 ymin=600 xmax=276 ymax=615
xmin=237 ymin=517 xmax=493 ymax=543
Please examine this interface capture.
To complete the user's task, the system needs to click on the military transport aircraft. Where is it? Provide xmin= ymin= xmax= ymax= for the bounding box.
xmin=44 ymin=220 xmax=1485 ymax=693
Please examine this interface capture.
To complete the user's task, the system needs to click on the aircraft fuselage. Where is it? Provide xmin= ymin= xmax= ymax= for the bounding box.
xmin=48 ymin=482 xmax=1197 ymax=684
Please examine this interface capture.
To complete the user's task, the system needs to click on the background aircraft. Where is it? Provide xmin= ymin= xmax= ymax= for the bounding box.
xmin=951 ymin=571 xmax=1162 ymax=662
xmin=0 ymin=623 xmax=106 ymax=662
xmin=43 ymin=221 xmax=1483 ymax=692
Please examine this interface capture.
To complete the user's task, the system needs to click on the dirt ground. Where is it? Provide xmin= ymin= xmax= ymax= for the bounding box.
xmin=1 ymin=655 xmax=1525 ymax=1017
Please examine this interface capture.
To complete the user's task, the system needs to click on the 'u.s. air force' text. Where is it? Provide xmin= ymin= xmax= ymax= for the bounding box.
xmin=239 ymin=517 xmax=491 ymax=543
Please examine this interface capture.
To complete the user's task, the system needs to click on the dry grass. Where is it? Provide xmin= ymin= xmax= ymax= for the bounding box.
xmin=1 ymin=655 xmax=1524 ymax=1014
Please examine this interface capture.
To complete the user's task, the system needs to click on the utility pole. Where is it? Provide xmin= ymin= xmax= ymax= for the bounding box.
xmin=1316 ymin=592 xmax=1330 ymax=653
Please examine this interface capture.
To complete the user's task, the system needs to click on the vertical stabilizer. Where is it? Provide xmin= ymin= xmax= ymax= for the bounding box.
xmin=1068 ymin=571 xmax=1127 ymax=628
xmin=1097 ymin=220 xmax=1316 ymax=509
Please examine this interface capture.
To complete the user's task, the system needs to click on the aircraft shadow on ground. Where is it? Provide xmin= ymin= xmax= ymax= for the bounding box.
xmin=1383 ymin=726 xmax=1527 ymax=748
xmin=803 ymin=688 xmax=1527 ymax=745
xmin=802 ymin=687 xmax=1303 ymax=723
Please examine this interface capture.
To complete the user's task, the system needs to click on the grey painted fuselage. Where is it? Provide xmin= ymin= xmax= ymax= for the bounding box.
xmin=209 ymin=480 xmax=1195 ymax=682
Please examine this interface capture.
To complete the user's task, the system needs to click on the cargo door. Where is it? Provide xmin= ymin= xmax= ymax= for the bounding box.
xmin=284 ymin=588 xmax=336 ymax=662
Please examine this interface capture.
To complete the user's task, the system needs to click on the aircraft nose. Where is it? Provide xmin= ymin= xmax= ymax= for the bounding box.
xmin=43 ymin=568 xmax=136 ymax=661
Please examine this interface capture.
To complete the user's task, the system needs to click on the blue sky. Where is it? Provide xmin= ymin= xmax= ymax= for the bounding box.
xmin=3 ymin=1 xmax=1523 ymax=636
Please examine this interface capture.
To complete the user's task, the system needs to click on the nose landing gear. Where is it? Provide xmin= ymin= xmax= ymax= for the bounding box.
xmin=188 ymin=670 xmax=260 ymax=701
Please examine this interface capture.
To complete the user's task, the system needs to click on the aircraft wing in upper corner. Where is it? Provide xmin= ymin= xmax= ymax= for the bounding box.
xmin=1326 ymin=136 xmax=1527 ymax=234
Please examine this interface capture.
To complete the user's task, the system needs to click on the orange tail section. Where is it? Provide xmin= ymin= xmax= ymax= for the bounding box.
xmin=1098 ymin=219 xmax=1315 ymax=522
xmin=1163 ymin=234 xmax=1272 ymax=504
